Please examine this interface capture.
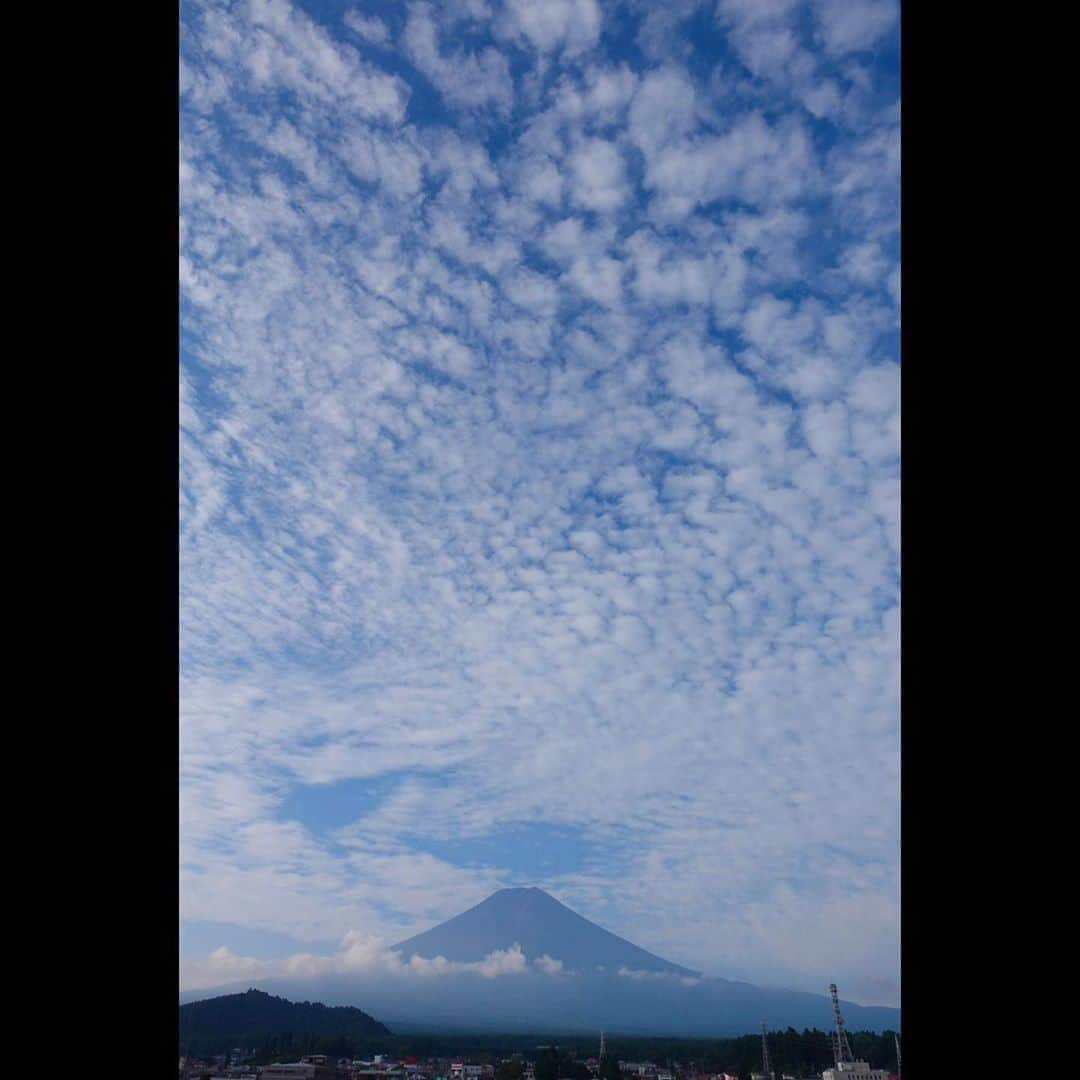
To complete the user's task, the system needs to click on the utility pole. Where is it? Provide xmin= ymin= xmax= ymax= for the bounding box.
xmin=828 ymin=984 xmax=854 ymax=1067
xmin=759 ymin=1022 xmax=775 ymax=1080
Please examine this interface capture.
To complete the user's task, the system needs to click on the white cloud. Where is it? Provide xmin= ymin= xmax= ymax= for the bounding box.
xmin=208 ymin=945 xmax=264 ymax=974
xmin=813 ymin=0 xmax=897 ymax=56
xmin=181 ymin=936 xmax=531 ymax=993
xmin=715 ymin=0 xmax=805 ymax=83
xmin=344 ymin=12 xmax=390 ymax=46
xmin=565 ymin=253 xmax=624 ymax=308
xmin=519 ymin=158 xmax=564 ymax=207
xmin=568 ymin=137 xmax=628 ymax=213
xmin=640 ymin=112 xmax=819 ymax=220
xmin=534 ymin=953 xmax=565 ymax=975
xmin=616 ymin=965 xmax=697 ymax=984
xmin=404 ymin=2 xmax=514 ymax=112
xmin=208 ymin=0 xmax=412 ymax=123
xmin=475 ymin=944 xmax=530 ymax=977
xmin=499 ymin=0 xmax=602 ymax=57
xmin=628 ymin=66 xmax=700 ymax=157
xmin=181 ymin=946 xmax=269 ymax=990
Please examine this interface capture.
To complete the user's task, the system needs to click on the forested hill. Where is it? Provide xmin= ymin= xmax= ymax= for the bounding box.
xmin=179 ymin=988 xmax=392 ymax=1056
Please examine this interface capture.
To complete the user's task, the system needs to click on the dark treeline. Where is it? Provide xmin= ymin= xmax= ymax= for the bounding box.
xmin=180 ymin=989 xmax=390 ymax=1059
xmin=487 ymin=1032 xmax=898 ymax=1078
xmin=181 ymin=1013 xmax=899 ymax=1075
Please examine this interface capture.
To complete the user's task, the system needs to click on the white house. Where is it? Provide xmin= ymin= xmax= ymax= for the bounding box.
xmin=821 ymin=1063 xmax=888 ymax=1080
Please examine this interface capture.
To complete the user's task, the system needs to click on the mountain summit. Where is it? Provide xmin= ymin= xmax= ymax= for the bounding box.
xmin=392 ymin=886 xmax=699 ymax=977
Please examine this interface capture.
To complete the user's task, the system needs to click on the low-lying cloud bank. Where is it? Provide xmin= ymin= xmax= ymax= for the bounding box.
xmin=183 ymin=935 xmax=543 ymax=991
xmin=181 ymin=937 xmax=711 ymax=992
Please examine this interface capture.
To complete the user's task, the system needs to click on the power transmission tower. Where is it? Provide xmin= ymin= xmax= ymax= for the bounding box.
xmin=759 ymin=1022 xmax=775 ymax=1080
xmin=828 ymin=983 xmax=854 ymax=1067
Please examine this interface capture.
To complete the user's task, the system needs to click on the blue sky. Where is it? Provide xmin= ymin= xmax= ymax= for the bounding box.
xmin=180 ymin=0 xmax=899 ymax=1007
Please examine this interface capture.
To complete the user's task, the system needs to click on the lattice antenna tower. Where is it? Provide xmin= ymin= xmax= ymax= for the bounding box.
xmin=828 ymin=983 xmax=855 ymax=1065
xmin=894 ymin=1033 xmax=901 ymax=1079
xmin=599 ymin=1033 xmax=606 ymax=1062
xmin=759 ymin=1022 xmax=774 ymax=1080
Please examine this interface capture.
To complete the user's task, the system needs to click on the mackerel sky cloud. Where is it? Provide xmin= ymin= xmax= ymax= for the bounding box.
xmin=180 ymin=0 xmax=899 ymax=1007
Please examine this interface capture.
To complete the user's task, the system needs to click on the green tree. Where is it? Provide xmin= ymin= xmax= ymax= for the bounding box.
xmin=561 ymin=1056 xmax=591 ymax=1080
xmin=535 ymin=1047 xmax=560 ymax=1080
xmin=497 ymin=1061 xmax=525 ymax=1080
xmin=599 ymin=1055 xmax=622 ymax=1080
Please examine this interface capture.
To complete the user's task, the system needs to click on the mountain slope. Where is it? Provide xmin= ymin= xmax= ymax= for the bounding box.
xmin=393 ymin=887 xmax=698 ymax=977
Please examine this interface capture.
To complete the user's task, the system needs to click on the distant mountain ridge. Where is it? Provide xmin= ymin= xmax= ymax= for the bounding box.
xmin=393 ymin=887 xmax=698 ymax=977
xmin=179 ymin=970 xmax=899 ymax=1038
xmin=179 ymin=987 xmax=391 ymax=1052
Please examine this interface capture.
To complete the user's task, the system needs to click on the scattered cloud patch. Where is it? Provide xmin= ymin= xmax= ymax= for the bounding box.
xmin=404 ymin=3 xmax=514 ymax=113
xmin=344 ymin=11 xmax=391 ymax=47
xmin=534 ymin=953 xmax=565 ymax=975
xmin=498 ymin=0 xmax=602 ymax=57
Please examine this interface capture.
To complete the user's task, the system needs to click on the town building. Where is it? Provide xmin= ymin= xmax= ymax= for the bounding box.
xmin=821 ymin=1064 xmax=888 ymax=1080
xmin=261 ymin=1054 xmax=341 ymax=1080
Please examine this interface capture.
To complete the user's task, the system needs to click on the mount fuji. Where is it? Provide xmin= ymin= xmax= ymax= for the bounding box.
xmin=392 ymin=886 xmax=698 ymax=977
xmin=180 ymin=887 xmax=899 ymax=1036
